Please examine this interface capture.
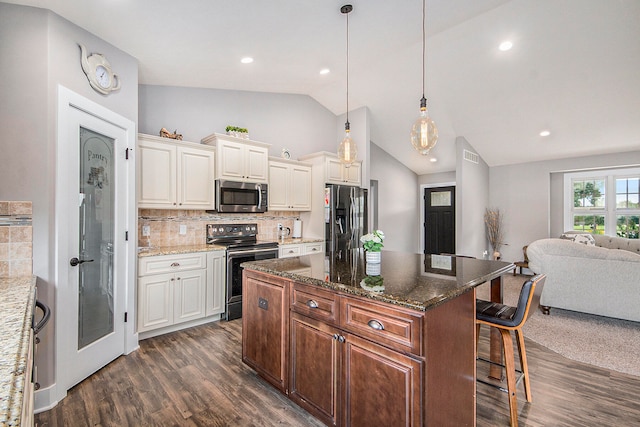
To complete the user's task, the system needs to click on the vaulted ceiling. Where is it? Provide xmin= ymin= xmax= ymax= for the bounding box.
xmin=6 ymin=0 xmax=640 ymax=174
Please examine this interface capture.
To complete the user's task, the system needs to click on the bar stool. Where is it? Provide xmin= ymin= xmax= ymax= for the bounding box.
xmin=476 ymin=274 xmax=546 ymax=427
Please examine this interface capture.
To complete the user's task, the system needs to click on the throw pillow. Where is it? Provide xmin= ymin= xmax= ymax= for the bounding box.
xmin=559 ymin=233 xmax=596 ymax=246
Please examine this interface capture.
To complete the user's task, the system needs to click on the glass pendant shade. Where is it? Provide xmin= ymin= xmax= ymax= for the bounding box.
xmin=338 ymin=125 xmax=357 ymax=167
xmin=410 ymin=102 xmax=438 ymax=155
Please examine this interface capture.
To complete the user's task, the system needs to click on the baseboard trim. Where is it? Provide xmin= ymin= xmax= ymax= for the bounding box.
xmin=34 ymin=383 xmax=62 ymax=414
xmin=138 ymin=314 xmax=221 ymax=341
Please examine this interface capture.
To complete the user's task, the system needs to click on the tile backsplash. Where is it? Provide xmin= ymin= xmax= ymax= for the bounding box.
xmin=138 ymin=209 xmax=301 ymax=248
xmin=0 ymin=201 xmax=33 ymax=277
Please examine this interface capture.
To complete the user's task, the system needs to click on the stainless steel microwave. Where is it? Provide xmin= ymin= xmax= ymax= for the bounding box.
xmin=215 ymin=180 xmax=268 ymax=213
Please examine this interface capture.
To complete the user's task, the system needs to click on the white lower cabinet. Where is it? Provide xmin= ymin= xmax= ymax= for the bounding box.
xmin=279 ymin=242 xmax=324 ymax=259
xmin=206 ymin=250 xmax=226 ymax=316
xmin=138 ymin=250 xmax=226 ymax=336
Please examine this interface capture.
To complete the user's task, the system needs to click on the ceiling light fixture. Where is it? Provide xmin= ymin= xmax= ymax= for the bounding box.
xmin=320 ymin=68 xmax=330 ymax=75
xmin=240 ymin=57 xmax=254 ymax=64
xmin=337 ymin=4 xmax=357 ymax=167
xmin=499 ymin=41 xmax=513 ymax=51
xmin=410 ymin=0 xmax=438 ymax=156
xmin=539 ymin=130 xmax=551 ymax=137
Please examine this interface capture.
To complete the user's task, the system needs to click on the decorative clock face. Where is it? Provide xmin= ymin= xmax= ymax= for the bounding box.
xmin=95 ymin=65 xmax=111 ymax=89
xmin=79 ymin=44 xmax=121 ymax=95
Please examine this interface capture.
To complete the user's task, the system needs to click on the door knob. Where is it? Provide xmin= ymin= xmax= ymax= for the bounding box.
xmin=70 ymin=257 xmax=94 ymax=267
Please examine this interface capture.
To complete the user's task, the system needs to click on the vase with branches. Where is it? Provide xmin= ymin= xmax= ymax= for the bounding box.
xmin=484 ymin=208 xmax=504 ymax=260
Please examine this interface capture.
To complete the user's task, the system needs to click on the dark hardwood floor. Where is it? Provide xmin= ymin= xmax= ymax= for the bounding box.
xmin=36 ymin=319 xmax=640 ymax=427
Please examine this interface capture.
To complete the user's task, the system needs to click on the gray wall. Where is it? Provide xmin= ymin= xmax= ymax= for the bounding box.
xmin=490 ymin=150 xmax=640 ymax=263
xmin=0 ymin=2 xmax=139 ymax=390
xmin=139 ymin=85 xmax=337 ymax=159
xmin=370 ymin=143 xmax=420 ymax=253
xmin=456 ymin=137 xmax=490 ymax=258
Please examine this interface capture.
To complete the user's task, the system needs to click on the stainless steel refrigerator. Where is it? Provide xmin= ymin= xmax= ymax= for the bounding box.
xmin=324 ymin=184 xmax=368 ymax=253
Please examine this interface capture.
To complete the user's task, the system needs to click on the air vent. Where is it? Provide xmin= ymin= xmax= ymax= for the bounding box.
xmin=463 ymin=149 xmax=479 ymax=164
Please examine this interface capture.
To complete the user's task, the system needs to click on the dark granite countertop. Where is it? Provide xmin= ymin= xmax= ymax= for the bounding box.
xmin=242 ymin=250 xmax=514 ymax=311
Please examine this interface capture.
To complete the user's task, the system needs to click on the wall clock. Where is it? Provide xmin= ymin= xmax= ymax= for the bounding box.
xmin=79 ymin=44 xmax=121 ymax=95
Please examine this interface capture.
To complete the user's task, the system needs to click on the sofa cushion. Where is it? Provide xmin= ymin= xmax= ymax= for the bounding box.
xmin=592 ymin=234 xmax=640 ymax=255
xmin=559 ymin=233 xmax=596 ymax=245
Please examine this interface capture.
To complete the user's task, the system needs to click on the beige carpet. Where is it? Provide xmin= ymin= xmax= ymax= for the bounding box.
xmin=476 ymin=274 xmax=640 ymax=378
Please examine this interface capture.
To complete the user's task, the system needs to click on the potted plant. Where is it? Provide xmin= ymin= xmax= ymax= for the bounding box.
xmin=484 ymin=208 xmax=504 ymax=260
xmin=225 ymin=125 xmax=249 ymax=139
xmin=360 ymin=230 xmax=385 ymax=263
xmin=360 ymin=274 xmax=384 ymax=292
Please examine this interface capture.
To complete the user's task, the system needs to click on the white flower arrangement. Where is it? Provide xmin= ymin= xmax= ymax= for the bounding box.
xmin=360 ymin=230 xmax=385 ymax=252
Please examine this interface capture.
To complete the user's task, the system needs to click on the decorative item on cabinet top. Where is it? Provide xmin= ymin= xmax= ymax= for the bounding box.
xmin=225 ymin=125 xmax=249 ymax=139
xmin=159 ymin=127 xmax=183 ymax=140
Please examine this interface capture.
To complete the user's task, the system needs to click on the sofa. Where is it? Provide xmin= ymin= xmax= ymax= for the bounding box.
xmin=527 ymin=233 xmax=640 ymax=322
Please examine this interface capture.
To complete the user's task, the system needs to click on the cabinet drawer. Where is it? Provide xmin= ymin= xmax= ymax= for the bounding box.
xmin=340 ymin=296 xmax=423 ymax=356
xmin=303 ymin=242 xmax=323 ymax=255
xmin=280 ymin=244 xmax=303 ymax=258
xmin=291 ymin=282 xmax=339 ymax=325
xmin=139 ymin=252 xmax=207 ymax=276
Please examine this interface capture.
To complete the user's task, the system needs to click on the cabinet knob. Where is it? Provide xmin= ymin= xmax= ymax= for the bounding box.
xmin=338 ymin=335 xmax=346 ymax=343
xmin=306 ymin=299 xmax=318 ymax=309
xmin=367 ymin=319 xmax=385 ymax=331
xmin=333 ymin=333 xmax=339 ymax=340
xmin=170 ymin=262 xmax=180 ymax=267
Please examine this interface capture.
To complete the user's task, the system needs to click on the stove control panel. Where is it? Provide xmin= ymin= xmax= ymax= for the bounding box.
xmin=207 ymin=223 xmax=258 ymax=241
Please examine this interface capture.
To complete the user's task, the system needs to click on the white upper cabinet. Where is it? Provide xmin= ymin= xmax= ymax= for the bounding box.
xmin=299 ymin=152 xmax=362 ymax=187
xmin=201 ymin=133 xmax=270 ymax=183
xmin=325 ymin=156 xmax=361 ymax=186
xmin=268 ymin=158 xmax=312 ymax=211
xmin=137 ymin=133 xmax=215 ymax=210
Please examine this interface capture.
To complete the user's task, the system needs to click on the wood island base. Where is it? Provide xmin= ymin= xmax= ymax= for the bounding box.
xmin=242 ymin=269 xmax=477 ymax=427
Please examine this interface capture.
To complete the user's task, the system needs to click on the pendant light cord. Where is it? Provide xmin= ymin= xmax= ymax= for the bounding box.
xmin=422 ymin=0 xmax=425 ymax=99
xmin=346 ymin=7 xmax=350 ymax=125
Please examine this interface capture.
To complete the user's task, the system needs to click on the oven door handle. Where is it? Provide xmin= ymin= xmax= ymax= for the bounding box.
xmin=227 ymin=247 xmax=278 ymax=256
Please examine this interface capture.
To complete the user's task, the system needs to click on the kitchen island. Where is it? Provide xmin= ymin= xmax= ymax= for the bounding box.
xmin=241 ymin=250 xmax=513 ymax=427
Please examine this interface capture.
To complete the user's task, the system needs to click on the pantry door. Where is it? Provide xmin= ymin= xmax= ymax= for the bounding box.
xmin=56 ymin=87 xmax=136 ymax=395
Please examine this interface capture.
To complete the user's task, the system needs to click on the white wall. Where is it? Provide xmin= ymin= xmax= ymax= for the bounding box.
xmin=138 ymin=85 xmax=337 ymax=159
xmin=370 ymin=143 xmax=420 ymax=253
xmin=490 ymin=150 xmax=640 ymax=263
xmin=456 ymin=137 xmax=490 ymax=258
xmin=419 ymin=171 xmax=456 ymax=186
xmin=0 ymin=2 xmax=139 ymax=394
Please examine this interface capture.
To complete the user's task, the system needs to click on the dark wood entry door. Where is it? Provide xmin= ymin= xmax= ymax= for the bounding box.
xmin=424 ymin=186 xmax=455 ymax=255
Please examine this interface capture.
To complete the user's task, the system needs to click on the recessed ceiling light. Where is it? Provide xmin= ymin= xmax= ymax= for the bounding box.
xmin=320 ymin=68 xmax=330 ymax=75
xmin=429 ymin=157 xmax=438 ymax=163
xmin=499 ymin=41 xmax=513 ymax=51
xmin=539 ymin=130 xmax=551 ymax=137
xmin=241 ymin=57 xmax=254 ymax=64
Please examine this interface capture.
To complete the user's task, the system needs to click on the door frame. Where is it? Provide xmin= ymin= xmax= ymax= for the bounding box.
xmin=53 ymin=86 xmax=137 ymax=405
xmin=420 ymin=182 xmax=456 ymax=254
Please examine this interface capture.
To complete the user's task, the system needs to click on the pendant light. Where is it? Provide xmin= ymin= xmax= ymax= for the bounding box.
xmin=338 ymin=4 xmax=357 ymax=167
xmin=410 ymin=0 xmax=438 ymax=155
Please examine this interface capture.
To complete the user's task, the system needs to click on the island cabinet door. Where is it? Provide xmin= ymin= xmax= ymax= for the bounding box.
xmin=290 ymin=312 xmax=341 ymax=426
xmin=342 ymin=333 xmax=423 ymax=427
xmin=242 ymin=271 xmax=290 ymax=393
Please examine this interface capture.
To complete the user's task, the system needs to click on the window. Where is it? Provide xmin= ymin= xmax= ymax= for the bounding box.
xmin=565 ymin=168 xmax=640 ymax=239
